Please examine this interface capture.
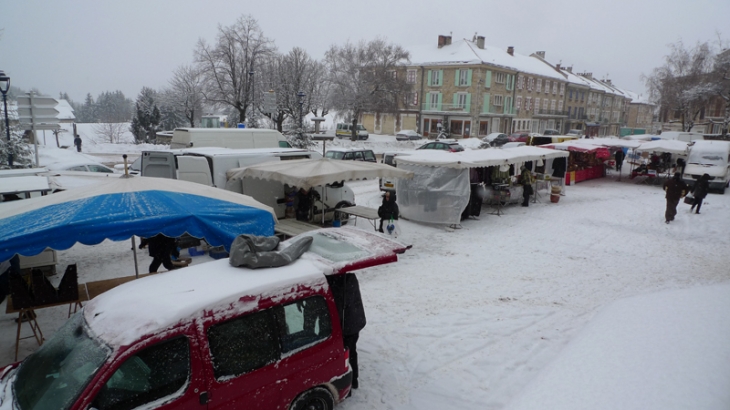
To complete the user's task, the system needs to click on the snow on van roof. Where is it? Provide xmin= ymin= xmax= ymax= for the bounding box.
xmin=177 ymin=147 xmax=312 ymax=156
xmin=174 ymin=128 xmax=282 ymax=134
xmin=84 ymin=258 xmax=326 ymax=348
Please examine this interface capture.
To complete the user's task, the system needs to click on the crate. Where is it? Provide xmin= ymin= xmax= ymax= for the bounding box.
xmin=208 ymin=247 xmax=229 ymax=260
xmin=188 ymin=247 xmax=206 ymax=257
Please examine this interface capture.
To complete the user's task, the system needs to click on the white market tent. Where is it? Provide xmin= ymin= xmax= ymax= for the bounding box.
xmin=635 ymin=139 xmax=690 ymax=155
xmin=394 ymin=146 xmax=569 ymax=225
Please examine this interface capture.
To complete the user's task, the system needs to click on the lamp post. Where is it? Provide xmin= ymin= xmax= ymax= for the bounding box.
xmin=0 ymin=70 xmax=11 ymax=167
xmin=297 ymin=91 xmax=306 ymax=131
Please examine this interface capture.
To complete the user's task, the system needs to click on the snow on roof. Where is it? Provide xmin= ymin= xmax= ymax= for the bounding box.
xmin=409 ymin=38 xmax=565 ymax=80
xmin=396 ymin=146 xmax=568 ymax=169
xmin=84 ymin=258 xmax=327 ymax=348
xmin=635 ymin=139 xmax=689 ymax=154
xmin=56 ymin=99 xmax=75 ymax=120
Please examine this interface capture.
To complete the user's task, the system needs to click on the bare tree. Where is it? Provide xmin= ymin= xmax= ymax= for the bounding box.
xmin=325 ymin=38 xmax=411 ymax=140
xmin=93 ymin=123 xmax=127 ymax=143
xmin=712 ymin=48 xmax=730 ymax=137
xmin=167 ymin=65 xmax=205 ymax=127
xmin=195 ymin=15 xmax=276 ymax=125
xmin=644 ymin=41 xmax=715 ymax=132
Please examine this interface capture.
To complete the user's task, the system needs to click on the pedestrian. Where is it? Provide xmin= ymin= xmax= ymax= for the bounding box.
xmin=0 ymin=255 xmax=21 ymax=305
xmin=74 ymin=135 xmax=82 ymax=152
xmin=520 ymin=165 xmax=534 ymax=207
xmin=662 ymin=172 xmax=688 ymax=224
xmin=139 ymin=234 xmax=178 ymax=272
xmin=690 ymin=173 xmax=710 ymax=214
xmin=377 ymin=191 xmax=399 ymax=233
xmin=614 ymin=148 xmax=625 ymax=172
xmin=296 ymin=188 xmax=320 ymax=222
xmin=326 ymin=273 xmax=367 ymax=391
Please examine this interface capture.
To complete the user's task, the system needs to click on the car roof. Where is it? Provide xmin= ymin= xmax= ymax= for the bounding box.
xmin=327 ymin=148 xmax=374 ymax=153
xmin=46 ymin=161 xmax=110 ymax=170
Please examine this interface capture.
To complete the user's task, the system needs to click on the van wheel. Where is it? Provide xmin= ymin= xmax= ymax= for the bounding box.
xmin=290 ymin=387 xmax=334 ymax=410
xmin=334 ymin=201 xmax=353 ymax=225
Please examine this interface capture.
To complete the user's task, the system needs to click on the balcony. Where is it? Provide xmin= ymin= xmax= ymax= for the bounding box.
xmin=421 ymin=103 xmax=469 ymax=113
xmin=533 ymin=109 xmax=569 ymax=117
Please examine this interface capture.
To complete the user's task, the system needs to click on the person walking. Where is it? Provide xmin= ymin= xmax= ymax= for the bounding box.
xmin=614 ymin=148 xmax=625 ymax=172
xmin=139 ymin=234 xmax=178 ymax=272
xmin=520 ymin=165 xmax=534 ymax=207
xmin=74 ymin=135 xmax=82 ymax=152
xmin=377 ymin=191 xmax=399 ymax=233
xmin=690 ymin=173 xmax=710 ymax=214
xmin=662 ymin=172 xmax=688 ymax=224
xmin=326 ymin=273 xmax=367 ymax=391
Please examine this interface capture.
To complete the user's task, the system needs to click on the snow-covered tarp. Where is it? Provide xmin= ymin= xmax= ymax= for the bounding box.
xmin=635 ymin=139 xmax=689 ymax=155
xmin=395 ymin=146 xmax=569 ymax=169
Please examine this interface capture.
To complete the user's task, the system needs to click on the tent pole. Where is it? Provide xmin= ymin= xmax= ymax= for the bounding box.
xmin=322 ymin=185 xmax=326 ymax=225
xmin=131 ymin=236 xmax=140 ymax=279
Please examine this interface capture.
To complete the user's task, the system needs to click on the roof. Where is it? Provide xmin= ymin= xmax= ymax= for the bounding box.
xmin=409 ymin=38 xmax=565 ymax=80
xmin=395 ymin=145 xmax=569 ymax=169
xmin=84 ymin=258 xmax=327 ymax=348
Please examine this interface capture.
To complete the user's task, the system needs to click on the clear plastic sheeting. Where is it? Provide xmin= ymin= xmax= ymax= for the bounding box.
xmin=397 ymin=164 xmax=470 ymax=226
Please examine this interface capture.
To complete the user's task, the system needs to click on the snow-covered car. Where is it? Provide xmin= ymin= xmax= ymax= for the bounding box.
xmin=417 ymin=141 xmax=465 ymax=152
xmin=483 ymin=133 xmax=510 ymax=147
xmin=543 ymin=129 xmax=560 ymax=135
xmin=46 ymin=161 xmax=116 ymax=173
xmin=325 ymin=148 xmax=377 ymax=162
xmin=501 ymin=142 xmax=526 ymax=149
xmin=395 ymin=130 xmax=423 ymax=141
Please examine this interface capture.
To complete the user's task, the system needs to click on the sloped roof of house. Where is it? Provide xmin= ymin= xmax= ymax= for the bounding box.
xmin=409 ymin=38 xmax=566 ymax=80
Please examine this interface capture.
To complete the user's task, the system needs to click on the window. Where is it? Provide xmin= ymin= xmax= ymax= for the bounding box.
xmin=552 ymin=82 xmax=558 ymax=94
xmin=506 ymin=74 xmax=514 ymax=91
xmin=543 ymin=99 xmax=549 ymax=110
xmin=495 ymin=72 xmax=506 ymax=84
xmin=504 ymin=96 xmax=513 ymax=113
xmin=428 ymin=92 xmax=440 ymax=110
xmin=544 ymin=81 xmax=550 ymax=94
xmin=534 ymin=98 xmax=540 ymax=112
xmin=536 ymin=78 xmax=542 ymax=93
xmin=558 ymin=101 xmax=564 ymax=111
xmin=580 ymin=92 xmax=585 ymax=102
xmin=277 ymin=297 xmax=332 ymax=354
xmin=517 ymin=75 xmax=524 ymax=90
xmin=456 ymin=93 xmax=468 ymax=109
xmin=207 ymin=309 xmax=279 ymax=379
xmin=559 ymin=83 xmax=565 ymax=96
xmin=525 ymin=97 xmax=532 ymax=111
xmin=493 ymin=95 xmax=504 ymax=106
xmin=92 ymin=337 xmax=190 ymax=410
xmin=528 ymin=78 xmax=534 ymax=92
xmin=388 ymin=70 xmax=397 ymax=79
xmin=551 ymin=100 xmax=556 ymax=110
xmin=428 ymin=70 xmax=443 ymax=86
xmin=406 ymin=69 xmax=416 ymax=84
xmin=569 ymin=90 xmax=573 ymax=100
xmin=404 ymin=92 xmax=418 ymax=106
xmin=516 ymin=96 xmax=522 ymax=110
xmin=458 ymin=70 xmax=469 ymax=86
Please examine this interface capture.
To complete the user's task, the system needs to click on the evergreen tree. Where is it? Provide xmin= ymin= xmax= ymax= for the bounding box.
xmin=0 ymin=125 xmax=33 ymax=169
xmin=130 ymin=87 xmax=162 ymax=144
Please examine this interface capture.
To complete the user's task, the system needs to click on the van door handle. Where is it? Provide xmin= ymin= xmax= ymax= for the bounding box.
xmin=199 ymin=391 xmax=209 ymax=405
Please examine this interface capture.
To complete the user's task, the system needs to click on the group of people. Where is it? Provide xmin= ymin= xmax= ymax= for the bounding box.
xmin=662 ymin=172 xmax=711 ymax=223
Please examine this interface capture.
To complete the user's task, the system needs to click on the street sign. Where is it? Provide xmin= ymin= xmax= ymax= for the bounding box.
xmin=262 ymin=92 xmax=277 ymax=114
xmin=16 ymin=95 xmax=60 ymax=124
xmin=21 ymin=123 xmax=60 ymax=131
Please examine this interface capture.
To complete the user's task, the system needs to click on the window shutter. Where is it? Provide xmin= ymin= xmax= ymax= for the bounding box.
xmin=465 ymin=93 xmax=472 ymax=112
xmin=467 ymin=69 xmax=473 ymax=86
xmin=453 ymin=93 xmax=458 ymax=108
xmin=427 ymin=70 xmax=432 ymax=86
xmin=455 ymin=69 xmax=460 ymax=86
xmin=437 ymin=93 xmax=442 ymax=111
xmin=509 ymin=75 xmax=515 ymax=91
xmin=485 ymin=70 xmax=492 ymax=88
xmin=484 ymin=93 xmax=490 ymax=113
xmin=505 ymin=96 xmax=512 ymax=114
xmin=437 ymin=70 xmax=443 ymax=86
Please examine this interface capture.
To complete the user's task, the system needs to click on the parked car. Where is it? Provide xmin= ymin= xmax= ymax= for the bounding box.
xmin=380 ymin=151 xmax=416 ymax=191
xmin=325 ymin=148 xmax=377 ymax=162
xmin=0 ymin=228 xmax=409 ymax=410
xmin=395 ymin=130 xmax=423 ymax=141
xmin=508 ymin=132 xmax=530 ymax=143
xmin=566 ymin=129 xmax=584 ymax=137
xmin=335 ymin=123 xmax=369 ymax=140
xmin=46 ymin=161 xmax=116 ymax=173
xmin=417 ymin=141 xmax=465 ymax=152
xmin=543 ymin=129 xmax=560 ymax=136
xmin=483 ymin=133 xmax=509 ymax=146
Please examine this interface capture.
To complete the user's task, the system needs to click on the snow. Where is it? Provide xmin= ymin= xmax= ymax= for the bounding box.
xmin=2 ymin=130 xmax=730 ymax=409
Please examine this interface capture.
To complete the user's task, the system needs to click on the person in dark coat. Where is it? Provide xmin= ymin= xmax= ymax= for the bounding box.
xmin=139 ymin=234 xmax=178 ymax=272
xmin=614 ymin=148 xmax=625 ymax=172
xmin=326 ymin=273 xmax=366 ymax=390
xmin=377 ymin=191 xmax=399 ymax=233
xmin=690 ymin=173 xmax=711 ymax=214
xmin=520 ymin=165 xmax=534 ymax=207
xmin=296 ymin=188 xmax=319 ymax=222
xmin=662 ymin=172 xmax=688 ymax=224
xmin=74 ymin=135 xmax=82 ymax=152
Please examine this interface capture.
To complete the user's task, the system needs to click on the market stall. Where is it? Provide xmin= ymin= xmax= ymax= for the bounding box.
xmin=393 ymin=147 xmax=569 ymax=225
xmin=543 ymin=139 xmax=643 ymax=183
xmin=630 ymin=139 xmax=689 ymax=180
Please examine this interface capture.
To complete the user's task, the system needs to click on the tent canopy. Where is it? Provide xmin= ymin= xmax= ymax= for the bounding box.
xmin=227 ymin=157 xmax=414 ymax=189
xmin=635 ymin=140 xmax=689 ymax=155
xmin=0 ymin=176 xmax=277 ymax=261
xmin=395 ymin=146 xmax=569 ymax=169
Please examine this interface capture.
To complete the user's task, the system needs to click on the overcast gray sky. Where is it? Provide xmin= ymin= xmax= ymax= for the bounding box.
xmin=2 ymin=0 xmax=728 ymax=102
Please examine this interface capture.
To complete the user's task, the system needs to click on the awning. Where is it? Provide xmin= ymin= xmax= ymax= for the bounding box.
xmin=395 ymin=146 xmax=569 ymax=169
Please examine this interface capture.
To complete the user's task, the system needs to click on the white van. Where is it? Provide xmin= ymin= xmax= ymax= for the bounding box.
xmin=682 ymin=140 xmax=730 ymax=194
xmin=170 ymin=128 xmax=292 ymax=149
xmin=379 ymin=151 xmax=415 ymax=191
xmin=335 ymin=123 xmax=369 ymax=140
xmin=659 ymin=131 xmax=704 ymax=143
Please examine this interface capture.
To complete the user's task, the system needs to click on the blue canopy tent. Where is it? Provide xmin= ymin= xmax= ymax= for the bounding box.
xmin=0 ymin=176 xmax=277 ymax=269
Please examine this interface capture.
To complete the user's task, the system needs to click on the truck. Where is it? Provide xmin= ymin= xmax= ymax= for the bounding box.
xmin=140 ymin=147 xmax=355 ymax=220
xmin=170 ymin=128 xmax=292 ymax=149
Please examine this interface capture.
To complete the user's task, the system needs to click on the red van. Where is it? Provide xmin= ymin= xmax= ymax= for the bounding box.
xmin=0 ymin=228 xmax=408 ymax=410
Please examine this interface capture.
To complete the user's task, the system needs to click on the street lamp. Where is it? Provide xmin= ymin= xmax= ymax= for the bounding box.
xmin=0 ymin=70 xmax=12 ymax=167
xmin=297 ymin=91 xmax=306 ymax=131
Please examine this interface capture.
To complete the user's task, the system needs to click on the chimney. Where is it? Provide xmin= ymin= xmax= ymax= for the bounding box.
xmin=606 ymin=79 xmax=613 ymax=86
xmin=438 ymin=35 xmax=446 ymax=48
xmin=476 ymin=36 xmax=485 ymax=49
xmin=535 ymin=51 xmax=545 ymax=59
xmin=579 ymin=72 xmax=593 ymax=80
xmin=445 ymin=35 xmax=452 ymax=46
xmin=567 ymin=66 xmax=573 ymax=73
xmin=507 ymin=46 xmax=514 ymax=56
xmin=555 ymin=63 xmax=561 ymax=70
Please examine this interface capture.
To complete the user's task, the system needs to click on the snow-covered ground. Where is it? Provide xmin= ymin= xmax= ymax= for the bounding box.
xmin=2 ymin=128 xmax=730 ymax=409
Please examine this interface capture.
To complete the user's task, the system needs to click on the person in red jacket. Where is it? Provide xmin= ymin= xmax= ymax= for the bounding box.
xmin=662 ymin=172 xmax=688 ymax=224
